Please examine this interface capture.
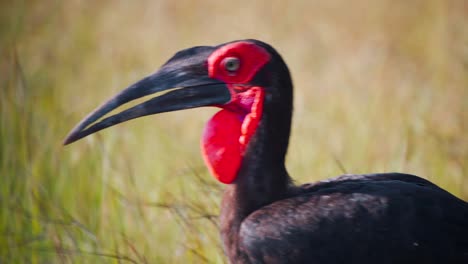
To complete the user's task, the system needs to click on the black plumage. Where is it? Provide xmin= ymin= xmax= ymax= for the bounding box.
xmin=232 ymin=173 xmax=468 ymax=263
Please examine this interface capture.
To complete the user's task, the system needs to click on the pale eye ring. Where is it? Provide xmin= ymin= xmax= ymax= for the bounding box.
xmin=222 ymin=57 xmax=240 ymax=73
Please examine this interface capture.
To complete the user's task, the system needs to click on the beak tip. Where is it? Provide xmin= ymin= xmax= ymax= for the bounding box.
xmin=63 ymin=132 xmax=78 ymax=146
xmin=63 ymin=137 xmax=72 ymax=146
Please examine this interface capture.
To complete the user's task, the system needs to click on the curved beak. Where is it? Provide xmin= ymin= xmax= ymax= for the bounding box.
xmin=63 ymin=70 xmax=230 ymax=145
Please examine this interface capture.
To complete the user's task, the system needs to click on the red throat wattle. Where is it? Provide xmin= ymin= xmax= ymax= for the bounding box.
xmin=202 ymin=87 xmax=264 ymax=183
xmin=201 ymin=41 xmax=270 ymax=184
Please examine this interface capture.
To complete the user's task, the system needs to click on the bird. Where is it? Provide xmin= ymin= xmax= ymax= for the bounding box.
xmin=64 ymin=39 xmax=468 ymax=264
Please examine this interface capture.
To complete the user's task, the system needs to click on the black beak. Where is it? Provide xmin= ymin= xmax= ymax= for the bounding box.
xmin=63 ymin=68 xmax=230 ymax=145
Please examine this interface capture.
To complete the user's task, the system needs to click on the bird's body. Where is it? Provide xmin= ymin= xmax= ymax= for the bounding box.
xmin=226 ymin=173 xmax=468 ymax=263
xmin=65 ymin=39 xmax=468 ymax=263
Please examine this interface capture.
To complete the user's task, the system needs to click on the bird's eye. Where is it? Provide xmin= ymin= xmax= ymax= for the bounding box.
xmin=222 ymin=57 xmax=240 ymax=73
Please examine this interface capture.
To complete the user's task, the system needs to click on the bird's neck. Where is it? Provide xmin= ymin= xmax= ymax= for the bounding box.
xmin=220 ymin=80 xmax=294 ymax=261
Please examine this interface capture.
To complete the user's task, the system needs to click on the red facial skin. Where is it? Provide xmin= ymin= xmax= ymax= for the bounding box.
xmin=201 ymin=42 xmax=270 ymax=184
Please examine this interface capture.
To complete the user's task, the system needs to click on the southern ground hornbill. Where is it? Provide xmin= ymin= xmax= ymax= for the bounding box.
xmin=64 ymin=40 xmax=468 ymax=263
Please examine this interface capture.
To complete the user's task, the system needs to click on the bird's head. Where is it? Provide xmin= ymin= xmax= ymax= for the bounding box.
xmin=64 ymin=39 xmax=292 ymax=184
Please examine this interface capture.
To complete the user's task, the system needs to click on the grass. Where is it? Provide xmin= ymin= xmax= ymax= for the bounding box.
xmin=1 ymin=0 xmax=467 ymax=263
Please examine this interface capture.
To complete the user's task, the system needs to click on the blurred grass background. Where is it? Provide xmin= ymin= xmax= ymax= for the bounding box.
xmin=1 ymin=0 xmax=467 ymax=263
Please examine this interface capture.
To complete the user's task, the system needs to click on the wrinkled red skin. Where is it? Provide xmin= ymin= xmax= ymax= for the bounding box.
xmin=201 ymin=42 xmax=270 ymax=184
xmin=202 ymin=87 xmax=264 ymax=183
